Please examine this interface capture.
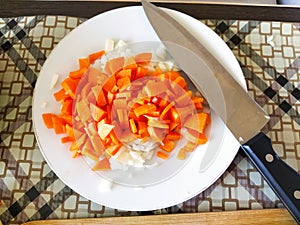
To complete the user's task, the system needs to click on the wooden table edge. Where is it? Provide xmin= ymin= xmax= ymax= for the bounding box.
xmin=21 ymin=208 xmax=297 ymax=225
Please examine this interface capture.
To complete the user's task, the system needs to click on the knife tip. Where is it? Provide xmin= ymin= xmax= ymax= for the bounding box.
xmin=141 ymin=0 xmax=151 ymax=7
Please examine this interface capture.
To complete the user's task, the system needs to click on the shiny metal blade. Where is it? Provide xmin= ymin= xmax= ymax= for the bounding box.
xmin=142 ymin=0 xmax=269 ymax=143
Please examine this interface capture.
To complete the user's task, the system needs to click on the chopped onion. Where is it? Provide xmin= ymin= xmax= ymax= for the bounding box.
xmin=105 ymin=39 xmax=115 ymax=52
xmin=40 ymin=102 xmax=47 ymax=108
xmin=115 ymin=40 xmax=127 ymax=50
xmin=49 ymin=74 xmax=59 ymax=90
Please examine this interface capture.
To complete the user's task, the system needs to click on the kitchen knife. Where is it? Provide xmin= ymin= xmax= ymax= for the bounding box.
xmin=142 ymin=0 xmax=300 ymax=223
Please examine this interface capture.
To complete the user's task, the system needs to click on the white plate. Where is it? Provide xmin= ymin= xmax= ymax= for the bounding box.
xmin=33 ymin=6 xmax=243 ymax=211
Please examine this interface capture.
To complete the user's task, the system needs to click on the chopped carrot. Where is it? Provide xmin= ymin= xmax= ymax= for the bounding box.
xmin=105 ymin=104 xmax=112 ymax=123
xmin=137 ymin=121 xmax=150 ymax=138
xmin=185 ymin=113 xmax=210 ymax=134
xmin=166 ymin=71 xmax=181 ymax=81
xmin=160 ymin=101 xmax=174 ymax=119
xmin=65 ymin=123 xmax=74 ymax=139
xmin=134 ymin=52 xmax=152 ymax=65
xmin=169 ymin=122 xmax=179 ymax=131
xmin=105 ymin=144 xmax=122 ymax=157
xmin=158 ymin=98 xmax=170 ymax=108
xmin=116 ymin=109 xmax=128 ymax=129
xmin=124 ymin=56 xmax=138 ymax=70
xmin=185 ymin=129 xmax=208 ymax=145
xmin=61 ymin=98 xmax=73 ymax=115
xmin=116 ymin=128 xmax=136 ymax=143
xmin=117 ymin=76 xmax=131 ymax=92
xmin=129 ymin=118 xmax=137 ymax=134
xmin=147 ymin=117 xmax=169 ymax=129
xmin=79 ymin=57 xmax=90 ymax=69
xmin=95 ymin=88 xmax=107 ymax=107
xmin=194 ymin=102 xmax=203 ymax=110
xmin=133 ymin=104 xmax=156 ymax=117
xmin=72 ymin=150 xmax=81 ymax=158
xmin=68 ymin=57 xmax=90 ymax=79
xmin=102 ymin=75 xmax=116 ymax=93
xmin=42 ymin=113 xmax=54 ymax=129
xmin=171 ymin=76 xmax=187 ymax=89
xmin=53 ymin=88 xmax=68 ymax=101
xmin=197 ymin=133 xmax=208 ymax=144
xmin=105 ymin=56 xmax=125 ymax=75
xmin=88 ymin=67 xmax=107 ymax=85
xmin=151 ymin=67 xmax=163 ymax=76
xmin=170 ymin=108 xmax=180 ymax=124
xmin=175 ymin=91 xmax=192 ymax=107
xmin=79 ymin=82 xmax=92 ymax=101
xmin=192 ymin=96 xmax=204 ymax=104
xmin=166 ymin=132 xmax=181 ymax=140
xmin=72 ymin=128 xmax=84 ymax=141
xmin=109 ymin=130 xmax=120 ymax=145
xmin=156 ymin=151 xmax=169 ymax=160
xmin=90 ymin=103 xmax=107 ymax=122
xmin=61 ymin=114 xmax=72 ymax=125
xmin=88 ymin=50 xmax=105 ymax=64
xmin=61 ymin=136 xmax=74 ymax=143
xmin=147 ymin=110 xmax=160 ymax=117
xmin=147 ymin=126 xmax=167 ymax=142
xmin=69 ymin=141 xmax=79 ymax=151
xmin=134 ymin=66 xmax=148 ymax=79
xmin=198 ymin=112 xmax=210 ymax=133
xmin=116 ymin=68 xmax=132 ymax=79
xmin=81 ymin=139 xmax=99 ymax=161
xmin=177 ymin=148 xmax=186 ymax=160
xmin=182 ymin=141 xmax=197 ymax=152
xmin=144 ymin=80 xmax=168 ymax=96
xmin=52 ymin=115 xmax=65 ymax=134
xmin=75 ymin=100 xmax=91 ymax=123
xmin=92 ymin=157 xmax=111 ymax=171
xmin=159 ymin=139 xmax=175 ymax=152
xmin=112 ymin=98 xmax=127 ymax=109
xmin=89 ymin=135 xmax=104 ymax=155
xmin=97 ymin=123 xmax=114 ymax=140
xmin=69 ymin=67 xmax=87 ymax=79
xmin=184 ymin=114 xmax=199 ymax=132
xmin=176 ymin=106 xmax=192 ymax=121
xmin=61 ymin=77 xmax=79 ymax=99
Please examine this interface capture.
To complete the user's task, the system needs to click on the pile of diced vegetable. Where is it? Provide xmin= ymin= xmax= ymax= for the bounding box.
xmin=42 ymin=41 xmax=210 ymax=171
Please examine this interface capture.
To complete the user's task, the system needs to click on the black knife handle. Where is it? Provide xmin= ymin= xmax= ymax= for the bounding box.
xmin=240 ymin=132 xmax=300 ymax=224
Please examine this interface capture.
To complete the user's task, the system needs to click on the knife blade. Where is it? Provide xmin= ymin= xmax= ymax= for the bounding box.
xmin=141 ymin=0 xmax=300 ymax=223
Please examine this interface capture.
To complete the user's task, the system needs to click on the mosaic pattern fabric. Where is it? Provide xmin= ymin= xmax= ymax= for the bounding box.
xmin=0 ymin=15 xmax=299 ymax=225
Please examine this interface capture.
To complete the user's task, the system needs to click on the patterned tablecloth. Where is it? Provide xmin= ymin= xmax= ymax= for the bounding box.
xmin=0 ymin=14 xmax=300 ymax=225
